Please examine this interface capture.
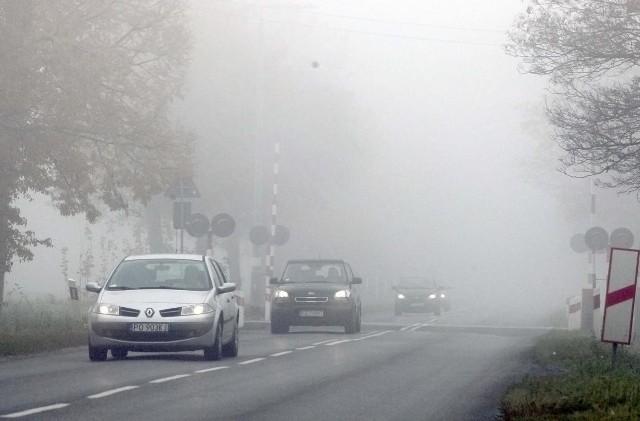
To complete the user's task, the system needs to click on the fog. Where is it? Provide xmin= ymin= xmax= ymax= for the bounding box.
xmin=7 ymin=0 xmax=638 ymax=326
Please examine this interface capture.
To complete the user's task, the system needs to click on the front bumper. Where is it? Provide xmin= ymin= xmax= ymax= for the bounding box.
xmin=271 ymin=300 xmax=356 ymax=327
xmin=396 ymin=298 xmax=440 ymax=313
xmin=88 ymin=311 xmax=216 ymax=352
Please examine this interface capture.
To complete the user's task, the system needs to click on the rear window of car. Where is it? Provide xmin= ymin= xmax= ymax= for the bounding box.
xmin=106 ymin=259 xmax=211 ymax=291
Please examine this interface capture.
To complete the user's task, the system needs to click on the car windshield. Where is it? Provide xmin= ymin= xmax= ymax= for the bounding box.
xmin=398 ymin=277 xmax=437 ymax=289
xmin=281 ymin=262 xmax=346 ymax=283
xmin=105 ymin=259 xmax=211 ymax=291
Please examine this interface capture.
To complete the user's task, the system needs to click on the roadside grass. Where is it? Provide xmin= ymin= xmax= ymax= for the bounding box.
xmin=0 ymin=299 xmax=87 ymax=357
xmin=500 ymin=330 xmax=640 ymax=420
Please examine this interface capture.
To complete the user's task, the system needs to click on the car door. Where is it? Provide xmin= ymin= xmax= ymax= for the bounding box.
xmin=209 ymin=259 xmax=236 ymax=340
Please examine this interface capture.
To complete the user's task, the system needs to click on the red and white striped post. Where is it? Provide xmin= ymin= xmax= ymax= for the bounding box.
xmin=264 ymin=142 xmax=280 ymax=321
xmin=601 ymin=247 xmax=640 ymax=366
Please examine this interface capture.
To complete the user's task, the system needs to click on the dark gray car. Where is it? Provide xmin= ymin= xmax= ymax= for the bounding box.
xmin=269 ymin=259 xmax=362 ymax=334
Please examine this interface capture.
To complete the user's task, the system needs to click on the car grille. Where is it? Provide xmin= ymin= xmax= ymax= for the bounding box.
xmin=160 ymin=307 xmax=182 ymax=317
xmin=119 ymin=307 xmax=140 ymax=317
xmin=294 ymin=297 xmax=329 ymax=303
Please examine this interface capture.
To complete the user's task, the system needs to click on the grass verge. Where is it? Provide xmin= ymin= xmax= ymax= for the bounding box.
xmin=0 ymin=300 xmax=87 ymax=357
xmin=500 ymin=330 xmax=640 ymax=419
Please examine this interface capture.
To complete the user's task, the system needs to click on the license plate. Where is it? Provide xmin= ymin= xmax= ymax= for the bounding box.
xmin=299 ymin=310 xmax=323 ymax=317
xmin=130 ymin=323 xmax=169 ymax=332
xmin=410 ymin=303 xmax=424 ymax=307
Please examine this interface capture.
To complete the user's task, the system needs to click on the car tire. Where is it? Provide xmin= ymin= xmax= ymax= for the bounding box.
xmin=222 ymin=316 xmax=239 ymax=358
xmin=204 ymin=323 xmax=223 ymax=361
xmin=111 ymin=348 xmax=128 ymax=360
xmin=394 ymin=305 xmax=402 ymax=316
xmin=89 ymin=345 xmax=108 ymax=362
xmin=345 ymin=311 xmax=357 ymax=334
xmin=355 ymin=310 xmax=362 ymax=333
xmin=271 ymin=319 xmax=289 ymax=334
xmin=434 ymin=306 xmax=441 ymax=316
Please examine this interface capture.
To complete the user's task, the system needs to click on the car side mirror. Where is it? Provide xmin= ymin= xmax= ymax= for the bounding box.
xmin=269 ymin=277 xmax=279 ymax=285
xmin=218 ymin=282 xmax=236 ymax=294
xmin=86 ymin=282 xmax=102 ymax=293
xmin=351 ymin=277 xmax=362 ymax=285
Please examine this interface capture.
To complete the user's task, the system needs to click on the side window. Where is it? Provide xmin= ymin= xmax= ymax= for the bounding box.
xmin=345 ymin=263 xmax=354 ymax=281
xmin=207 ymin=259 xmax=223 ymax=288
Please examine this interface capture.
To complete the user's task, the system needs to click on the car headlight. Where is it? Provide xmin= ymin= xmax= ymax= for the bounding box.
xmin=95 ymin=304 xmax=119 ymax=315
xmin=181 ymin=304 xmax=214 ymax=316
xmin=440 ymin=293 xmax=446 ymax=298
xmin=273 ymin=290 xmax=289 ymax=299
xmin=428 ymin=294 xmax=437 ymax=299
xmin=397 ymin=293 xmax=406 ymax=300
xmin=334 ymin=289 xmax=351 ymax=300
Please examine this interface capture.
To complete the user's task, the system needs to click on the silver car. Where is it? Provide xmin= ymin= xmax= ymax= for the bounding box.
xmin=85 ymin=254 xmax=239 ymax=361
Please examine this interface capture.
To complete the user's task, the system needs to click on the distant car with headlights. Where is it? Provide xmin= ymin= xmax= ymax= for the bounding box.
xmin=85 ymin=254 xmax=239 ymax=362
xmin=269 ymin=259 xmax=362 ymax=334
xmin=438 ymin=286 xmax=452 ymax=311
xmin=392 ymin=277 xmax=444 ymax=316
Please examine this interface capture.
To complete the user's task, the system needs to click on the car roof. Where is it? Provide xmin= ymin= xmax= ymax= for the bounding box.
xmin=286 ymin=259 xmax=347 ymax=264
xmin=123 ymin=254 xmax=206 ymax=262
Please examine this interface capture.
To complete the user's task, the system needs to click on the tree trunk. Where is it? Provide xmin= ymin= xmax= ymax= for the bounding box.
xmin=0 ymin=239 xmax=6 ymax=319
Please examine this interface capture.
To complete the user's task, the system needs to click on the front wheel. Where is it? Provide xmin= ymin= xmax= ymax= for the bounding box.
xmin=204 ymin=323 xmax=223 ymax=361
xmin=222 ymin=316 xmax=239 ymax=358
xmin=111 ymin=348 xmax=128 ymax=360
xmin=89 ymin=345 xmax=108 ymax=362
xmin=345 ymin=311 xmax=357 ymax=334
xmin=271 ymin=319 xmax=289 ymax=334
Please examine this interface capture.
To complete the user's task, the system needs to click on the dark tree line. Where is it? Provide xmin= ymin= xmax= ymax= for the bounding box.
xmin=0 ymin=0 xmax=194 ymax=314
xmin=507 ymin=0 xmax=640 ymax=195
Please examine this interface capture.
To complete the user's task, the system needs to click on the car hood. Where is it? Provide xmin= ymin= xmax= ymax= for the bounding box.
xmin=276 ymin=282 xmax=350 ymax=295
xmin=99 ymin=289 xmax=211 ymax=304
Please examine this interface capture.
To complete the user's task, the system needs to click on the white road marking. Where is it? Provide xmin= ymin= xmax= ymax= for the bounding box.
xmin=353 ymin=330 xmax=392 ymax=340
xmin=195 ymin=366 xmax=229 ymax=373
xmin=312 ymin=339 xmax=336 ymax=345
xmin=296 ymin=346 xmax=315 ymax=350
xmin=238 ymin=358 xmax=265 ymax=365
xmin=270 ymin=351 xmax=293 ymax=357
xmin=325 ymin=339 xmax=352 ymax=346
xmin=401 ymin=323 xmax=422 ymax=331
xmin=149 ymin=374 xmax=192 ymax=383
xmin=87 ymin=386 xmax=139 ymax=399
xmin=406 ymin=320 xmax=438 ymax=332
xmin=1 ymin=403 xmax=69 ymax=418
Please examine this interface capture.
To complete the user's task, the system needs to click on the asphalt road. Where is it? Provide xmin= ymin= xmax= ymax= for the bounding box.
xmin=0 ymin=310 xmax=547 ymax=421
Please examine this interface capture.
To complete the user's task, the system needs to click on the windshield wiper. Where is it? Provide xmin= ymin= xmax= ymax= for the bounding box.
xmin=137 ymin=286 xmax=184 ymax=290
xmin=107 ymin=286 xmax=134 ymax=290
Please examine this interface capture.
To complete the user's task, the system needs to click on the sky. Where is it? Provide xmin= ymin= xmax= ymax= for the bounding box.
xmin=178 ymin=0 xmax=582 ymax=318
xmin=8 ymin=0 xmax=634 ymax=324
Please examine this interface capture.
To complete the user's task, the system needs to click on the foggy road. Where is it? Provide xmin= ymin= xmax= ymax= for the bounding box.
xmin=0 ymin=312 xmax=544 ymax=421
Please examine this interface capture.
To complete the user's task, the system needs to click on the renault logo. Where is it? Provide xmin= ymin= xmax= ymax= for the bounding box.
xmin=145 ymin=308 xmax=154 ymax=318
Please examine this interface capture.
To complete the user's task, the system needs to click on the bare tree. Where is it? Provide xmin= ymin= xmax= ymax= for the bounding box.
xmin=506 ymin=0 xmax=640 ymax=195
xmin=0 ymin=0 xmax=194 ymax=313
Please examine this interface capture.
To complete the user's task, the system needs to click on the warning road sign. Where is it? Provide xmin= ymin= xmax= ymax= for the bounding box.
xmin=601 ymin=247 xmax=640 ymax=345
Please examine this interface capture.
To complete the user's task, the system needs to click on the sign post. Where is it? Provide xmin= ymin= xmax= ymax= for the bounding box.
xmin=601 ymin=247 xmax=640 ymax=367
